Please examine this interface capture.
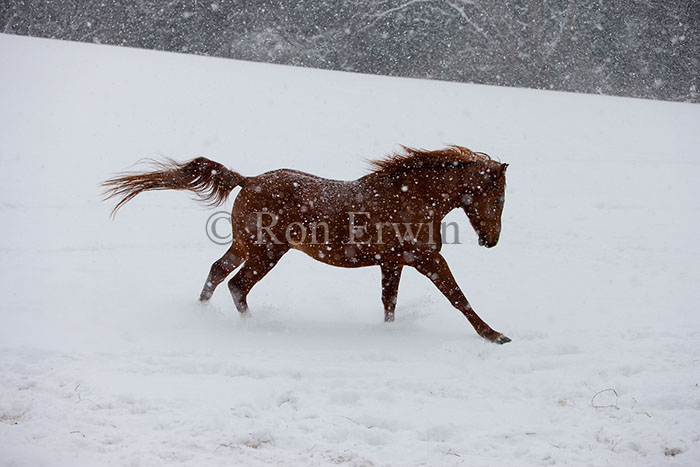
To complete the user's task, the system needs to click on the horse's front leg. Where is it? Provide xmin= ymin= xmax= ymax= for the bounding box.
xmin=380 ymin=264 xmax=403 ymax=322
xmin=414 ymin=253 xmax=510 ymax=344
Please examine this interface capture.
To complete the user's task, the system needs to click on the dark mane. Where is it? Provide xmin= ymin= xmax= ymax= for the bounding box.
xmin=365 ymin=145 xmax=497 ymax=177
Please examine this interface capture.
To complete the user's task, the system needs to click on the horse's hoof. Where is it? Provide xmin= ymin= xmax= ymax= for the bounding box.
xmin=199 ymin=291 xmax=212 ymax=303
xmin=495 ymin=334 xmax=511 ymax=345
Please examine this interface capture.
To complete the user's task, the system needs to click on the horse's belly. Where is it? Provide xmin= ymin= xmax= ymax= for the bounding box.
xmin=292 ymin=242 xmax=380 ymax=268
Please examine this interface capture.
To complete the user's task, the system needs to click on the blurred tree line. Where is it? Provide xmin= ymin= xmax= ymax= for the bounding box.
xmin=2 ymin=0 xmax=698 ymax=102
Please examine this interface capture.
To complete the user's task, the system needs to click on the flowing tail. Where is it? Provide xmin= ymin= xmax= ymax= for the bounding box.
xmin=102 ymin=157 xmax=245 ymax=217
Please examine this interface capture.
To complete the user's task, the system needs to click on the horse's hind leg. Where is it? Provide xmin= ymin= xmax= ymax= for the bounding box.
xmin=227 ymin=246 xmax=288 ymax=314
xmin=381 ymin=264 xmax=403 ymax=322
xmin=199 ymin=242 xmax=245 ymax=302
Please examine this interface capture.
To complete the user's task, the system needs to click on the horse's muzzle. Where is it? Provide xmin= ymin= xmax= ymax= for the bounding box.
xmin=479 ymin=234 xmax=498 ymax=248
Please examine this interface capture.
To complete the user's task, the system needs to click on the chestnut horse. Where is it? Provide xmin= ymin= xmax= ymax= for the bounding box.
xmin=103 ymin=146 xmax=510 ymax=344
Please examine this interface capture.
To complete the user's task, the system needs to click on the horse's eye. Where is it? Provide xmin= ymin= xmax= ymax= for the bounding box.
xmin=496 ymin=199 xmax=504 ymax=207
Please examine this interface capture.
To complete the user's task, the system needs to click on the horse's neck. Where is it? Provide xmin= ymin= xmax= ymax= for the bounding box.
xmin=398 ymin=169 xmax=464 ymax=218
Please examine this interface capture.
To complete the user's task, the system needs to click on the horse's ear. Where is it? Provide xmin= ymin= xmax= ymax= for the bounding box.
xmin=501 ymin=163 xmax=509 ymax=174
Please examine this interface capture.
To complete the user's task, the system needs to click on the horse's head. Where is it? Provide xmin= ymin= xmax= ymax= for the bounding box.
xmin=461 ymin=162 xmax=508 ymax=248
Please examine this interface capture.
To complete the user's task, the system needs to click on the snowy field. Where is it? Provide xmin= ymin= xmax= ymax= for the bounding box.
xmin=1 ymin=34 xmax=699 ymax=466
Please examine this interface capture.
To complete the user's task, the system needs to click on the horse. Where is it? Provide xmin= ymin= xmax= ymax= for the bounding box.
xmin=103 ymin=145 xmax=510 ymax=344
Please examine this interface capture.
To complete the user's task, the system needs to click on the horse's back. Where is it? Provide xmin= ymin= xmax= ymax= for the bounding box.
xmin=238 ymin=168 xmax=356 ymax=211
xmin=233 ymin=167 xmax=355 ymax=224
xmin=252 ymin=168 xmax=352 ymax=189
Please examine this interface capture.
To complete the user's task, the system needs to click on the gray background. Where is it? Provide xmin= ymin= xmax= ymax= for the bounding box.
xmin=2 ymin=0 xmax=698 ymax=102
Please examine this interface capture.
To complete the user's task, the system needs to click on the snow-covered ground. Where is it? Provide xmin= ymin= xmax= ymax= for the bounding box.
xmin=1 ymin=33 xmax=699 ymax=466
